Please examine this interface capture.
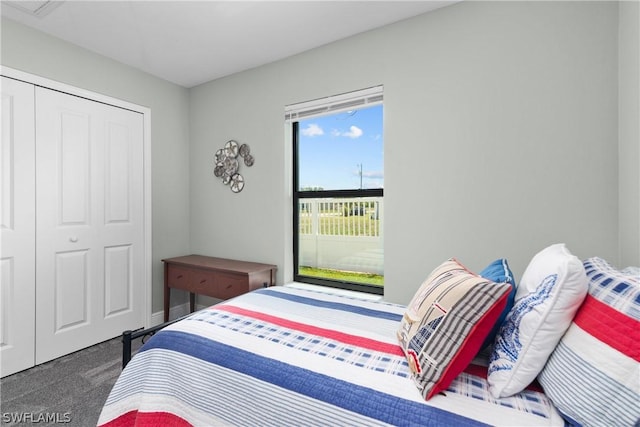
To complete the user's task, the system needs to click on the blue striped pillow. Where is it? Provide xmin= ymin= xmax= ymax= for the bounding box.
xmin=479 ymin=258 xmax=517 ymax=350
xmin=537 ymin=257 xmax=640 ymax=427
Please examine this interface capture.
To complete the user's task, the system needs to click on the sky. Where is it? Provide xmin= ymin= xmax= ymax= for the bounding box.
xmin=297 ymin=104 xmax=383 ymax=190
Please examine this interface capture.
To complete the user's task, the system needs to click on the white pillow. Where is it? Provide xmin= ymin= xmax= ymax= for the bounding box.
xmin=488 ymin=243 xmax=588 ymax=398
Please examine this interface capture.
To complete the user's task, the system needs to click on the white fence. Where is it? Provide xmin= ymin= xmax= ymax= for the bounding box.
xmin=298 ymin=197 xmax=383 ymax=275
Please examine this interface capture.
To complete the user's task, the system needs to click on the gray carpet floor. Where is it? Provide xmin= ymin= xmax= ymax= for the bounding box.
xmin=1 ymin=336 xmax=143 ymax=427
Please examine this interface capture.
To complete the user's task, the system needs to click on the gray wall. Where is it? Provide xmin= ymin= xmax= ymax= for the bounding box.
xmin=190 ymin=1 xmax=631 ymax=304
xmin=1 ymin=17 xmax=192 ymax=313
xmin=3 ymin=1 xmax=637 ymax=310
xmin=619 ymin=1 xmax=640 ymax=268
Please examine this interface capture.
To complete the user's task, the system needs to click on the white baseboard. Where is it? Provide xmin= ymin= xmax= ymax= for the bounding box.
xmin=149 ymin=303 xmax=210 ymax=327
xmin=149 ymin=303 xmax=189 ymax=327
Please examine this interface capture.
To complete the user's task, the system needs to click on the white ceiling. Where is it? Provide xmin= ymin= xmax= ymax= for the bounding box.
xmin=1 ymin=1 xmax=456 ymax=88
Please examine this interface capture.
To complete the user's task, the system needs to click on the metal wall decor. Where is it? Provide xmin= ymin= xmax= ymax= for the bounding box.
xmin=214 ymin=140 xmax=254 ymax=193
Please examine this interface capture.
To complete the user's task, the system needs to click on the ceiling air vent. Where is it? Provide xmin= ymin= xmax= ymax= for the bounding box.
xmin=3 ymin=1 xmax=63 ymax=18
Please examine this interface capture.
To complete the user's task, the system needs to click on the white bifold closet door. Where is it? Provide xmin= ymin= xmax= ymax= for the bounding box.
xmin=0 ymin=77 xmax=37 ymax=376
xmin=35 ymin=87 xmax=145 ymax=364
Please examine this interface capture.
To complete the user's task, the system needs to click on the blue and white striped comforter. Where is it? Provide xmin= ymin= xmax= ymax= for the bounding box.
xmin=98 ymin=286 xmax=564 ymax=426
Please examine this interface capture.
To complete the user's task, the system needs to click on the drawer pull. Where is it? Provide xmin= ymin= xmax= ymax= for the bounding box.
xmin=200 ymin=279 xmax=207 ymax=284
xmin=177 ymin=275 xmax=184 ymax=279
xmin=226 ymin=284 xmax=233 ymax=289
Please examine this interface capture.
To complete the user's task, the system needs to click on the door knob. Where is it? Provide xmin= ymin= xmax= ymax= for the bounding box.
xmin=69 ymin=237 xmax=79 ymax=243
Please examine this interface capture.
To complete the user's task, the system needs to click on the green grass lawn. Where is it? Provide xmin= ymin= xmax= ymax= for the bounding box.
xmin=299 ymin=266 xmax=384 ymax=287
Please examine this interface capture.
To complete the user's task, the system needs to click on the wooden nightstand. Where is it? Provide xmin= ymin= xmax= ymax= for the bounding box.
xmin=162 ymin=255 xmax=277 ymax=321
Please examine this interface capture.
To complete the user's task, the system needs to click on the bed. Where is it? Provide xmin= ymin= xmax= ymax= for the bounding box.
xmin=98 ymin=284 xmax=566 ymax=427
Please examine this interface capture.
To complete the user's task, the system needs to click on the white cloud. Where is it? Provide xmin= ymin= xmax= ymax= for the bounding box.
xmin=301 ymin=123 xmax=324 ymax=137
xmin=344 ymin=125 xmax=363 ymax=139
xmin=330 ymin=125 xmax=364 ymax=139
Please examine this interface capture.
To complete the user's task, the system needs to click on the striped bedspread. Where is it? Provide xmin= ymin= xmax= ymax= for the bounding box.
xmin=98 ymin=286 xmax=564 ymax=427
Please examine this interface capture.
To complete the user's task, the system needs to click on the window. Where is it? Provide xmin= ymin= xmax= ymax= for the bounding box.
xmin=287 ymin=86 xmax=383 ymax=294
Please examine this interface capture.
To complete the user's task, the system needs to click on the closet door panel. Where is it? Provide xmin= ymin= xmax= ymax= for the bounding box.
xmin=0 ymin=77 xmax=36 ymax=377
xmin=35 ymin=87 xmax=144 ymax=364
xmin=59 ymin=111 xmax=91 ymax=224
xmin=54 ymin=250 xmax=89 ymax=331
xmin=104 ymin=245 xmax=133 ymax=317
xmin=105 ymin=121 xmax=133 ymax=222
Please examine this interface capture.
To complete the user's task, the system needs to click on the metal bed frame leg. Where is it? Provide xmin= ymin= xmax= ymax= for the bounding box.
xmin=122 ymin=330 xmax=133 ymax=369
xmin=120 ymin=313 xmax=191 ymax=369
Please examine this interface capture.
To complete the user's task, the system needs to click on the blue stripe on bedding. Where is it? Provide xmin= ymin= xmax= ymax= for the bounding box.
xmin=254 ymin=288 xmax=403 ymax=322
xmin=141 ymin=330 xmax=488 ymax=427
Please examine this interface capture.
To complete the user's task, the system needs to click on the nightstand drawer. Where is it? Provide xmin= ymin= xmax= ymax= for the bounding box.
xmin=189 ymin=269 xmax=216 ymax=295
xmin=215 ymin=273 xmax=248 ymax=299
xmin=166 ymin=265 xmax=190 ymax=290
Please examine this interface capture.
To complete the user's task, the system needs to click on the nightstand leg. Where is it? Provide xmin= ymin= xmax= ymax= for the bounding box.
xmin=164 ymin=262 xmax=170 ymax=322
xmin=190 ymin=292 xmax=196 ymax=313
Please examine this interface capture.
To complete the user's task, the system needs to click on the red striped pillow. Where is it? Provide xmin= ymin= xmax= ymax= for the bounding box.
xmin=538 ymin=257 xmax=640 ymax=427
xmin=397 ymin=258 xmax=512 ymax=400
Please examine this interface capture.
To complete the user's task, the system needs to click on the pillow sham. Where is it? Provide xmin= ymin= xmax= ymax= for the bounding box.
xmin=488 ymin=243 xmax=588 ymax=398
xmin=479 ymin=258 xmax=517 ymax=350
xmin=538 ymin=257 xmax=640 ymax=427
xmin=397 ymin=258 xmax=512 ymax=400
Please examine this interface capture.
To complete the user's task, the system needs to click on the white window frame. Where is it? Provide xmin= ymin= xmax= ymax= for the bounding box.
xmin=287 ymin=86 xmax=384 ymax=294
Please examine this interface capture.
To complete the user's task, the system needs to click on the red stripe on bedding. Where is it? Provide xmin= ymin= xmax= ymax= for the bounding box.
xmin=573 ymin=294 xmax=640 ymax=361
xmin=100 ymin=411 xmax=192 ymax=427
xmin=217 ymin=304 xmax=405 ymax=357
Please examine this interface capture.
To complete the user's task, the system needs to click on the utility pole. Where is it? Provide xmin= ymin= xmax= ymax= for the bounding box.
xmin=358 ymin=163 xmax=363 ymax=189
